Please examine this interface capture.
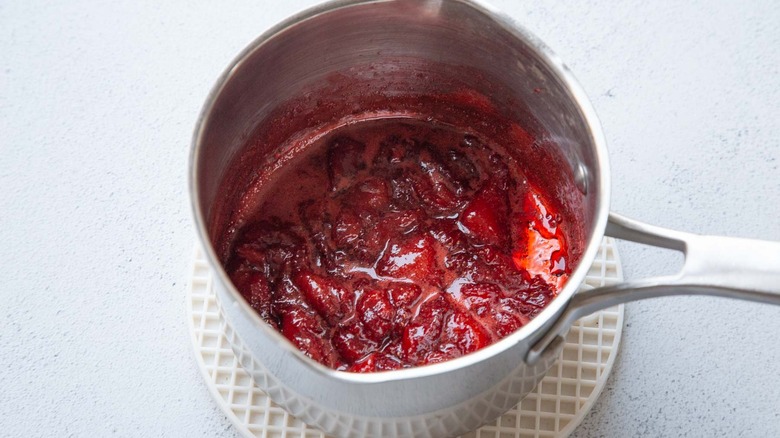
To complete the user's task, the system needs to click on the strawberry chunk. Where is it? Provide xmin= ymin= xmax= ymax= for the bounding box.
xmin=401 ymin=296 xmax=449 ymax=364
xmin=459 ymin=178 xmax=509 ymax=247
xmin=510 ymin=275 xmax=556 ymax=309
xmin=356 ymin=289 xmax=394 ymax=342
xmin=388 ymin=169 xmax=419 ymax=208
xmin=344 ymin=177 xmax=390 ymax=215
xmin=234 ymin=244 xmax=267 ymax=269
xmin=450 ymin=282 xmax=501 ymax=318
xmin=332 ymin=208 xmax=362 ymax=249
xmin=332 ymin=323 xmax=377 ymax=363
xmin=387 ymin=283 xmax=422 ymax=333
xmin=429 ymin=220 xmax=468 ymax=250
xmin=460 ymin=133 xmax=486 ymax=150
xmin=419 ymin=146 xmax=464 ymax=192
xmin=229 ymin=265 xmax=274 ymax=325
xmin=379 ymin=209 xmax=424 ymax=236
xmin=439 ymin=310 xmax=492 ymax=355
xmin=376 ymin=233 xmax=440 ymax=284
xmin=447 ymin=282 xmax=531 ymax=338
xmin=279 ymin=305 xmax=339 ymax=368
xmin=441 ymin=148 xmax=478 ymax=188
xmin=387 ymin=283 xmax=422 ymax=307
xmin=348 ymin=352 xmax=403 ymax=373
xmin=490 ymin=297 xmax=529 ymax=338
xmin=357 ymin=210 xmax=425 ymax=263
xmin=327 ymin=136 xmax=366 ymax=191
xmin=236 ymin=219 xmax=309 ymax=276
xmin=374 ymin=134 xmax=415 ymax=167
xmin=410 ymin=170 xmax=461 ymax=214
xmin=422 ymin=350 xmax=452 ymax=365
xmin=292 ymin=271 xmax=352 ymax=325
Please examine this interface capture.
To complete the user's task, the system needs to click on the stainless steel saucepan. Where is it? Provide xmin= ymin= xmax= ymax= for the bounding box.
xmin=189 ymin=1 xmax=780 ymax=436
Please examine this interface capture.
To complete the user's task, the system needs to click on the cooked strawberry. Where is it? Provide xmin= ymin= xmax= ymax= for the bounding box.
xmin=327 ymin=136 xmax=366 ymax=191
xmin=428 ymin=220 xmax=469 ymax=250
xmin=459 ymin=178 xmax=510 ymax=247
xmin=550 ymin=250 xmax=568 ymax=277
xmin=386 ymin=283 xmax=422 ymax=334
xmin=422 ymin=350 xmax=451 ymax=365
xmin=356 ymin=230 xmax=389 ymax=265
xmin=348 ymin=352 xmax=403 ymax=373
xmin=410 ymin=166 xmax=461 ymax=214
xmin=388 ymin=169 xmax=419 ymax=208
xmin=292 ymin=271 xmax=352 ymax=325
xmin=445 ymin=250 xmax=513 ymax=285
xmin=401 ymin=296 xmax=449 ymax=363
xmin=234 ymin=244 xmax=268 ymax=270
xmin=374 ymin=134 xmax=416 ymax=167
xmin=419 ymin=147 xmax=463 ymax=191
xmin=332 ymin=323 xmax=378 ymax=363
xmin=439 ymin=311 xmax=492 ymax=355
xmin=235 ymin=219 xmax=309 ymax=277
xmin=449 ymin=282 xmax=501 ymax=318
xmin=229 ymin=265 xmax=274 ymax=324
xmin=490 ymin=298 xmax=529 ymax=338
xmin=387 ymin=283 xmax=422 ymax=307
xmin=332 ymin=208 xmax=362 ymax=249
xmin=344 ymin=177 xmax=391 ymax=215
xmin=442 ymin=148 xmax=479 ymax=188
xmin=510 ymin=275 xmax=555 ymax=308
xmin=472 ymin=245 xmax=524 ymax=284
xmin=376 ymin=233 xmax=440 ymax=284
xmin=447 ymin=283 xmax=531 ymax=338
xmin=298 ymin=200 xmax=330 ymax=234
xmin=348 ymin=209 xmax=423 ymax=264
xmin=239 ymin=219 xmax=306 ymax=249
xmin=378 ymin=209 xmax=424 ymax=236
xmin=356 ymin=289 xmax=394 ymax=342
xmin=279 ymin=306 xmax=339 ymax=368
xmin=460 ymin=133 xmax=486 ymax=150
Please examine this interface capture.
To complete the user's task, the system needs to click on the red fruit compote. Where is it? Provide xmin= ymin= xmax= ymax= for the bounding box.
xmin=224 ymin=117 xmax=572 ymax=372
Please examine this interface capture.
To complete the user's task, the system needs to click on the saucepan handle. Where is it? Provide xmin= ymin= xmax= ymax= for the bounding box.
xmin=526 ymin=212 xmax=780 ymax=365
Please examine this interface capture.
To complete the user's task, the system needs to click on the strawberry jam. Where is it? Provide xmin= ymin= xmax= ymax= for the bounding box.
xmin=225 ymin=117 xmax=570 ymax=372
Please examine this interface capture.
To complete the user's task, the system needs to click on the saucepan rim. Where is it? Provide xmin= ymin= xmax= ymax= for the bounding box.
xmin=189 ymin=0 xmax=611 ymax=384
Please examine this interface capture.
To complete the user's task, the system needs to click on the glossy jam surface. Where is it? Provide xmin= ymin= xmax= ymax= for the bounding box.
xmin=226 ymin=118 xmax=570 ymax=372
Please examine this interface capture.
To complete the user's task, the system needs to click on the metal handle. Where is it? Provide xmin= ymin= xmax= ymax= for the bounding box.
xmin=526 ymin=212 xmax=780 ymax=365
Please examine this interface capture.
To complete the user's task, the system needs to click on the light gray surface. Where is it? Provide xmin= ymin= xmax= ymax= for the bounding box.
xmin=1 ymin=0 xmax=778 ymax=437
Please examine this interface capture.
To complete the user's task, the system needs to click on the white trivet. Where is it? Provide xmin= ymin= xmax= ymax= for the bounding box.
xmin=187 ymin=238 xmax=624 ymax=438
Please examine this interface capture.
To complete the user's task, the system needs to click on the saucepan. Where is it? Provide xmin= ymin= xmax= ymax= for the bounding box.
xmin=189 ymin=0 xmax=780 ymax=436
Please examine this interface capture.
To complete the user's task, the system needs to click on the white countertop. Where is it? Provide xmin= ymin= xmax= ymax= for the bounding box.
xmin=2 ymin=0 xmax=779 ymax=436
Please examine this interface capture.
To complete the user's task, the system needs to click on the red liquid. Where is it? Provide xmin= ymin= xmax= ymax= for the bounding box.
xmin=226 ymin=117 xmax=569 ymax=372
